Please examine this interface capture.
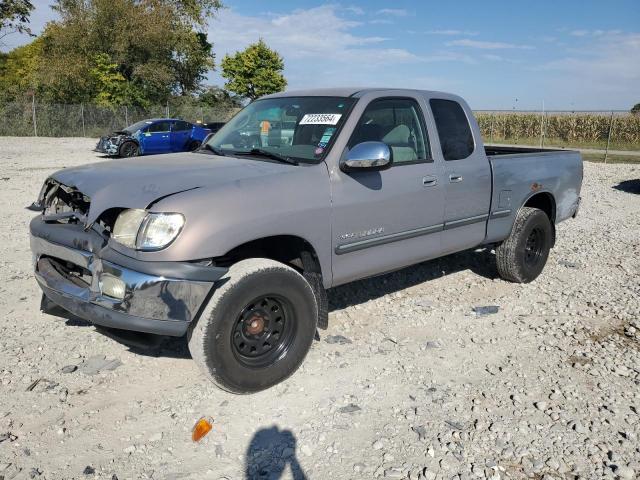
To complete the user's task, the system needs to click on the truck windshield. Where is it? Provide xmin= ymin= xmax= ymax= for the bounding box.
xmin=205 ymin=97 xmax=356 ymax=163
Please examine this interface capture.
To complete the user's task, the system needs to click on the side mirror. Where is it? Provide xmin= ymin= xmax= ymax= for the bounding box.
xmin=341 ymin=141 xmax=392 ymax=172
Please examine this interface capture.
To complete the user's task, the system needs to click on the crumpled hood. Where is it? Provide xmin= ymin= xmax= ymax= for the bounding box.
xmin=49 ymin=153 xmax=299 ymax=224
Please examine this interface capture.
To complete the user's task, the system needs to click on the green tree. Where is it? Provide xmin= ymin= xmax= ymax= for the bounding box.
xmin=172 ymin=31 xmax=215 ymax=96
xmin=0 ymin=0 xmax=34 ymax=43
xmin=199 ymin=85 xmax=243 ymax=108
xmin=221 ymin=39 xmax=287 ymax=101
xmin=0 ymin=37 xmax=42 ymax=102
xmin=15 ymin=0 xmax=221 ymax=105
xmin=89 ymin=53 xmax=147 ymax=107
xmin=632 ymin=103 xmax=640 ymax=117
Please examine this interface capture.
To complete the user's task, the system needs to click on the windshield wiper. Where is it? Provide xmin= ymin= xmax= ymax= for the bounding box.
xmin=234 ymin=148 xmax=299 ymax=165
xmin=198 ymin=144 xmax=227 ymax=156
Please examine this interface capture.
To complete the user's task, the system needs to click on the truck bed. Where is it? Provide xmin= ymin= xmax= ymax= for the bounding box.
xmin=484 ymin=146 xmax=582 ymax=245
xmin=485 ymin=145 xmax=568 ymax=157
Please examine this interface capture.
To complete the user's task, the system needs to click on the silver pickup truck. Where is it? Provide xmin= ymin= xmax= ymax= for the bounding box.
xmin=29 ymin=88 xmax=582 ymax=393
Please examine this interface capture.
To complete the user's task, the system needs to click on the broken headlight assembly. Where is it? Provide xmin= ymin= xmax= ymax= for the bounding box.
xmin=112 ymin=209 xmax=185 ymax=251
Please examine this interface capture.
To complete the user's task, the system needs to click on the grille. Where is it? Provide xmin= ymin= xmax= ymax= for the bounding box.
xmin=41 ymin=180 xmax=91 ymax=222
xmin=38 ymin=256 xmax=92 ymax=288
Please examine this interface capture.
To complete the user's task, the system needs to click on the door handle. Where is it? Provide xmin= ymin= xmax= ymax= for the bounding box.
xmin=449 ymin=174 xmax=463 ymax=183
xmin=422 ymin=176 xmax=438 ymax=187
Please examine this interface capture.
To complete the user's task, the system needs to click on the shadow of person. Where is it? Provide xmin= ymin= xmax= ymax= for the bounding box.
xmin=245 ymin=426 xmax=307 ymax=480
xmin=613 ymin=179 xmax=640 ymax=194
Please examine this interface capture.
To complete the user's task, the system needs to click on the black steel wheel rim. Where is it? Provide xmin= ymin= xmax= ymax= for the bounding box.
xmin=231 ymin=295 xmax=296 ymax=368
xmin=524 ymin=226 xmax=545 ymax=267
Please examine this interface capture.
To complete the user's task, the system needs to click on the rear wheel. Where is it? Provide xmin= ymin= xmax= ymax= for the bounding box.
xmin=188 ymin=140 xmax=201 ymax=151
xmin=496 ymin=207 xmax=552 ymax=283
xmin=188 ymin=258 xmax=318 ymax=394
xmin=118 ymin=141 xmax=138 ymax=158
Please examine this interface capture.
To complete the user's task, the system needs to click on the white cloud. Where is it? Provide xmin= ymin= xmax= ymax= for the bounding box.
xmin=210 ymin=6 xmax=388 ymax=59
xmin=343 ymin=6 xmax=365 ymax=15
xmin=536 ymin=31 xmax=640 ymax=107
xmin=425 ymin=30 xmax=478 ymax=36
xmin=570 ymin=29 xmax=623 ymax=37
xmin=447 ymin=39 xmax=534 ymax=50
xmin=208 ymin=5 xmax=441 ymax=89
xmin=569 ymin=29 xmax=589 ymax=37
xmin=376 ymin=8 xmax=408 ymax=17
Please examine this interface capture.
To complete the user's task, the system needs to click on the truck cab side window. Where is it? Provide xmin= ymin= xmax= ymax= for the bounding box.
xmin=349 ymin=98 xmax=430 ymax=164
xmin=429 ymin=99 xmax=474 ymax=161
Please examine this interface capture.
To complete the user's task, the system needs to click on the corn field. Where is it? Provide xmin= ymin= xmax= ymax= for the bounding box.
xmin=475 ymin=111 xmax=640 ymax=150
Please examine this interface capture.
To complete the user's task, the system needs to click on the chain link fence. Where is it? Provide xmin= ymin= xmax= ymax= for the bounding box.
xmin=1 ymin=102 xmax=639 ymax=161
xmin=0 ymin=101 xmax=239 ymax=138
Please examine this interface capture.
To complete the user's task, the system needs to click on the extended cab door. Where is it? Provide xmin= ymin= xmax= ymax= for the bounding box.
xmin=329 ymin=95 xmax=445 ymax=286
xmin=143 ymin=120 xmax=172 ymax=154
xmin=428 ymin=98 xmax=491 ymax=254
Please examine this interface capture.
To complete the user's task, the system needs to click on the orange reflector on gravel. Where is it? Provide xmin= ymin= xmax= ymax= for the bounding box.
xmin=192 ymin=417 xmax=213 ymax=442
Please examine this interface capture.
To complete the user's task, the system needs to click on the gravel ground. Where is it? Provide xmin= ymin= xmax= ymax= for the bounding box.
xmin=0 ymin=137 xmax=639 ymax=480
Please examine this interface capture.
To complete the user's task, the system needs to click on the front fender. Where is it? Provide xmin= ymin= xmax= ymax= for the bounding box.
xmin=121 ymin=162 xmax=334 ymax=287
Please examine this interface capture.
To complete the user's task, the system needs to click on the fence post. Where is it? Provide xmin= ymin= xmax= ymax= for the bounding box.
xmin=166 ymin=102 xmax=169 ymax=117
xmin=81 ymin=103 xmax=86 ymax=137
xmin=604 ymin=111 xmax=614 ymax=164
xmin=125 ymin=105 xmax=128 ymax=126
xmin=489 ymin=113 xmax=494 ymax=143
xmin=539 ymin=102 xmax=545 ymax=148
xmin=32 ymin=94 xmax=38 ymax=137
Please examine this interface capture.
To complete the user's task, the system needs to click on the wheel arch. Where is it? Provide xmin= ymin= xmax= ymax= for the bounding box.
xmin=211 ymin=234 xmax=329 ymax=330
xmin=523 ymin=191 xmax=556 ymax=223
xmin=118 ymin=138 xmax=140 ymax=156
xmin=519 ymin=191 xmax=557 ymax=246
xmin=212 ymin=234 xmax=325 ymax=281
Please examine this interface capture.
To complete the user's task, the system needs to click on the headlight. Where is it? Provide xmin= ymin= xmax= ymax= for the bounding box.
xmin=138 ymin=213 xmax=185 ymax=250
xmin=112 ymin=209 xmax=147 ymax=248
xmin=112 ymin=209 xmax=184 ymax=250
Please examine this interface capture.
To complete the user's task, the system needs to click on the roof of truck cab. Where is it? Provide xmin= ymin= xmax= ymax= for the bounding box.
xmin=260 ymin=88 xmax=453 ymax=99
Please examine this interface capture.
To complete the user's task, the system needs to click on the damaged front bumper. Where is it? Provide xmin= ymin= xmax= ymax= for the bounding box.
xmin=30 ymin=216 xmax=227 ymax=336
xmin=95 ymin=136 xmax=121 ymax=155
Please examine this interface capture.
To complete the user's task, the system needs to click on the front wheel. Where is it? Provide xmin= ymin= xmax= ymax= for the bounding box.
xmin=188 ymin=258 xmax=318 ymax=394
xmin=118 ymin=141 xmax=139 ymax=158
xmin=496 ymin=207 xmax=552 ymax=283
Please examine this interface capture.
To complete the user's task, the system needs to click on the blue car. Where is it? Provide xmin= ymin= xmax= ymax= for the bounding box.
xmin=95 ymin=118 xmax=211 ymax=157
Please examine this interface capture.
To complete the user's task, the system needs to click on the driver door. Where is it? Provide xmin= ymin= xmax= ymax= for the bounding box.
xmin=330 ymin=96 xmax=445 ymax=286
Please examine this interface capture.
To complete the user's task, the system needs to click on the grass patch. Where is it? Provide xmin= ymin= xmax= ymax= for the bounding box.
xmin=486 ymin=137 xmax=640 ymax=152
xmin=581 ymin=152 xmax=640 ymax=164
